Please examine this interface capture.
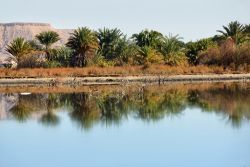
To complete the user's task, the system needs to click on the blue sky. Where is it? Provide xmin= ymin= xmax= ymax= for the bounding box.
xmin=0 ymin=0 xmax=249 ymax=41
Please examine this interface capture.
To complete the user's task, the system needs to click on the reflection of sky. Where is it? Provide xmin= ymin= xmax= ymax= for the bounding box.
xmin=0 ymin=0 xmax=250 ymax=41
xmin=0 ymin=108 xmax=249 ymax=167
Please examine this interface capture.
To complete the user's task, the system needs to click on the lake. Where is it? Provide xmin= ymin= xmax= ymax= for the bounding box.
xmin=0 ymin=82 xmax=250 ymax=167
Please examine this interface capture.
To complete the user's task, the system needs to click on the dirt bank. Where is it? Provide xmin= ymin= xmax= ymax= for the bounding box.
xmin=0 ymin=74 xmax=250 ymax=86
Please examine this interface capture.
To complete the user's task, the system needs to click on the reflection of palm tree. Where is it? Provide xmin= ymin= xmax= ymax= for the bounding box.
xmin=9 ymin=94 xmax=41 ymax=122
xmin=69 ymin=93 xmax=100 ymax=130
xmin=39 ymin=111 xmax=59 ymax=126
xmin=10 ymin=103 xmax=32 ymax=122
xmin=98 ymin=94 xmax=127 ymax=125
xmin=135 ymin=89 xmax=186 ymax=121
xmin=189 ymin=85 xmax=250 ymax=128
xmin=161 ymin=90 xmax=187 ymax=114
xmin=39 ymin=94 xmax=60 ymax=127
xmin=228 ymin=113 xmax=242 ymax=128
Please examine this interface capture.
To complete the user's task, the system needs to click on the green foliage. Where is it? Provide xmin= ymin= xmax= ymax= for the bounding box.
xmin=159 ymin=34 xmax=186 ymax=65
xmin=132 ymin=29 xmax=164 ymax=49
xmin=115 ymin=43 xmax=139 ymax=65
xmin=5 ymin=37 xmax=32 ymax=62
xmin=28 ymin=40 xmax=43 ymax=50
xmin=35 ymin=31 xmax=60 ymax=61
xmin=93 ymin=54 xmax=115 ymax=67
xmin=47 ymin=47 xmax=73 ymax=67
xmin=66 ymin=27 xmax=99 ymax=67
xmin=135 ymin=46 xmax=164 ymax=65
xmin=185 ymin=38 xmax=215 ymax=65
xmin=45 ymin=60 xmax=62 ymax=68
xmin=35 ymin=31 xmax=60 ymax=50
xmin=3 ymin=21 xmax=250 ymax=69
xmin=160 ymin=34 xmax=184 ymax=55
xmin=97 ymin=28 xmax=126 ymax=60
xmin=217 ymin=21 xmax=246 ymax=44
xmin=164 ymin=52 xmax=187 ymax=66
xmin=243 ymin=24 xmax=250 ymax=35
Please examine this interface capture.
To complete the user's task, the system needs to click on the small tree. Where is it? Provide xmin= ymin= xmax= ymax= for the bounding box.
xmin=5 ymin=37 xmax=32 ymax=66
xmin=35 ymin=31 xmax=60 ymax=61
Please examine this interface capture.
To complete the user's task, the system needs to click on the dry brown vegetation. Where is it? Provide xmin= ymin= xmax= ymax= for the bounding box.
xmin=0 ymin=65 xmax=245 ymax=78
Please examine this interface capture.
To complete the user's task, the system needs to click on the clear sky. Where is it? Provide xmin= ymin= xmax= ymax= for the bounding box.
xmin=0 ymin=0 xmax=249 ymax=41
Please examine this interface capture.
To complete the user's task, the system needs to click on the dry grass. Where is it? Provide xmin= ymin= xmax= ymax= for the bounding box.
xmin=0 ymin=65 xmax=247 ymax=78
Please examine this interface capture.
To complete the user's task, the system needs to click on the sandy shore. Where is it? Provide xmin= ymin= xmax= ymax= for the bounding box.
xmin=0 ymin=74 xmax=250 ymax=85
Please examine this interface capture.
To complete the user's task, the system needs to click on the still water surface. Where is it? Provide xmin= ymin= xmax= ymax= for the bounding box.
xmin=0 ymin=83 xmax=250 ymax=167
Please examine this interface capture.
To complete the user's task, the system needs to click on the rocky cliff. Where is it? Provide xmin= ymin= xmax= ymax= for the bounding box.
xmin=0 ymin=23 xmax=72 ymax=59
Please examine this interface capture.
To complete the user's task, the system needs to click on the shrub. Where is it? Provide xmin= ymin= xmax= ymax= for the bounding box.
xmin=164 ymin=52 xmax=188 ymax=66
xmin=198 ymin=46 xmax=221 ymax=65
xmin=18 ymin=51 xmax=46 ymax=68
xmin=50 ymin=47 xmax=73 ymax=67
xmin=93 ymin=55 xmax=115 ymax=67
xmin=235 ymin=43 xmax=250 ymax=67
xmin=186 ymin=38 xmax=216 ymax=65
xmin=198 ymin=38 xmax=250 ymax=70
xmin=134 ymin=46 xmax=164 ymax=65
xmin=45 ymin=61 xmax=62 ymax=68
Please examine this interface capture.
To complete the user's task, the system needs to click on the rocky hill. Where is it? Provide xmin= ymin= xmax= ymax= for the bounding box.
xmin=0 ymin=23 xmax=72 ymax=59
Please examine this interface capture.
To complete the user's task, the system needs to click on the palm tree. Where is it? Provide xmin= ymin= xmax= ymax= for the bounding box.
xmin=5 ymin=37 xmax=32 ymax=63
xmin=243 ymin=24 xmax=250 ymax=34
xmin=217 ymin=21 xmax=244 ymax=44
xmin=131 ymin=30 xmax=164 ymax=49
xmin=35 ymin=31 xmax=60 ymax=61
xmin=160 ymin=34 xmax=184 ymax=56
xmin=97 ymin=28 xmax=125 ymax=60
xmin=66 ymin=27 xmax=99 ymax=67
xmin=159 ymin=34 xmax=186 ymax=65
xmin=243 ymin=24 xmax=250 ymax=40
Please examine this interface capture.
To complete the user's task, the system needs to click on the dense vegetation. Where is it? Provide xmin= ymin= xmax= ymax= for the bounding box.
xmin=4 ymin=21 xmax=250 ymax=71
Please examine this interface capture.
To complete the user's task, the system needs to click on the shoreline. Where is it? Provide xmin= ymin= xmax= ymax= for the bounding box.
xmin=0 ymin=74 xmax=250 ymax=85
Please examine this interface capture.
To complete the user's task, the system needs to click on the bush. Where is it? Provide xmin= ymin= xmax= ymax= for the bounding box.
xmin=134 ymin=46 xmax=164 ymax=65
xmin=48 ymin=47 xmax=73 ymax=67
xmin=198 ymin=38 xmax=250 ymax=70
xmin=115 ymin=44 xmax=140 ymax=66
xmin=18 ymin=51 xmax=46 ymax=68
xmin=186 ymin=38 xmax=216 ymax=65
xmin=45 ymin=61 xmax=62 ymax=68
xmin=198 ymin=46 xmax=221 ymax=65
xmin=93 ymin=55 xmax=115 ymax=67
xmin=164 ymin=52 xmax=188 ymax=66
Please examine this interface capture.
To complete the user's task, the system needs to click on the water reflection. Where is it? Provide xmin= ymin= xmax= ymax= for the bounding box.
xmin=0 ymin=83 xmax=250 ymax=129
